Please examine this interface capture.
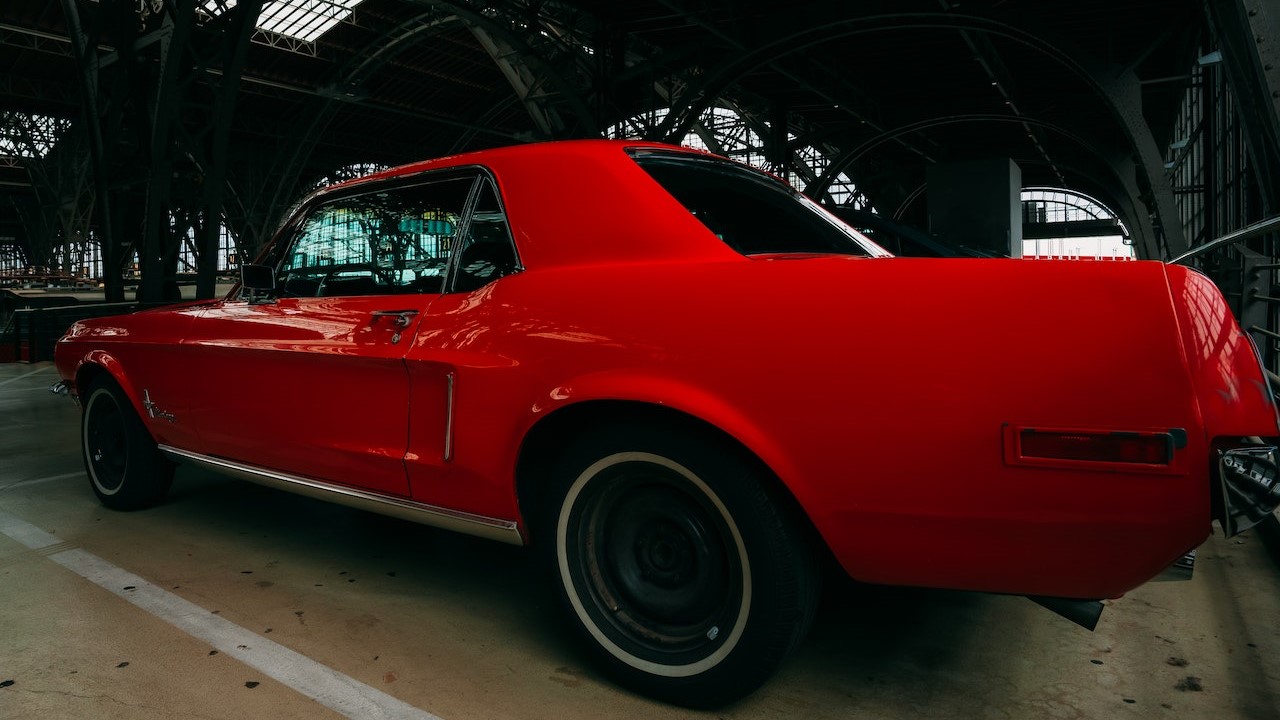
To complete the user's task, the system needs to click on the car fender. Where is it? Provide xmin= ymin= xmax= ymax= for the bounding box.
xmin=73 ymin=349 xmax=146 ymax=413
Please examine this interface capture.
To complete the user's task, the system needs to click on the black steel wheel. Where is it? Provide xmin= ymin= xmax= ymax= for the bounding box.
xmin=82 ymin=378 xmax=173 ymax=510
xmin=543 ymin=423 xmax=818 ymax=708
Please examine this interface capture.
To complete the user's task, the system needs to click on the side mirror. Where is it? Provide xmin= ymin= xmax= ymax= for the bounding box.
xmin=240 ymin=264 xmax=275 ymax=303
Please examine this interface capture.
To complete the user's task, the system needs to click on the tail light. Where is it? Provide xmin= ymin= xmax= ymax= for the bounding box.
xmin=1003 ymin=425 xmax=1184 ymax=474
xmin=1018 ymin=429 xmax=1174 ymax=466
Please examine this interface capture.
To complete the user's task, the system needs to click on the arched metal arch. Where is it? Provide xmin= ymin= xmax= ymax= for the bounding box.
xmin=435 ymin=1 xmax=598 ymax=137
xmin=804 ymin=114 xmax=1098 ymax=199
xmin=653 ymin=12 xmax=1183 ymax=255
xmin=888 ymin=157 xmax=1151 ymax=257
xmin=807 ymin=114 xmax=1143 ymax=241
xmin=656 ymin=14 xmax=1099 ymax=142
xmin=262 ymin=10 xmax=466 ymax=234
xmin=1023 ymin=185 xmax=1129 ymax=227
xmin=605 ymin=101 xmax=855 ymax=200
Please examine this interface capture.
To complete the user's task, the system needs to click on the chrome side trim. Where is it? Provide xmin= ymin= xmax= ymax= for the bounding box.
xmin=444 ymin=372 xmax=456 ymax=462
xmin=158 ymin=445 xmax=523 ymax=546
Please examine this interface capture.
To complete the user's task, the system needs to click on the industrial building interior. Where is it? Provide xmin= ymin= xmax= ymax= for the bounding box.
xmin=2 ymin=1 xmax=1280 ymax=718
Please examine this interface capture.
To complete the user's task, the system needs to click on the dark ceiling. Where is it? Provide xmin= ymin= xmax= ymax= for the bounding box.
xmin=0 ymin=0 xmax=1208 ymax=257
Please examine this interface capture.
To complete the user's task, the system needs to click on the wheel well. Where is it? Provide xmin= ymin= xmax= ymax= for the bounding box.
xmin=515 ymin=401 xmax=828 ymax=559
xmin=75 ymin=362 xmax=111 ymax=397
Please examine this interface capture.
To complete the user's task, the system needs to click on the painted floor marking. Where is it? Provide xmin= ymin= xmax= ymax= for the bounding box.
xmin=0 ymin=366 xmax=52 ymax=387
xmin=0 ymin=508 xmax=444 ymax=720
xmin=0 ymin=471 xmax=84 ymax=492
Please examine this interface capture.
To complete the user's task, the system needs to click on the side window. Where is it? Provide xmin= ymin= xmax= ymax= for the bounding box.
xmin=450 ymin=178 xmax=521 ymax=293
xmin=277 ymin=175 xmax=475 ymax=297
xmin=632 ymin=153 xmax=875 ymax=257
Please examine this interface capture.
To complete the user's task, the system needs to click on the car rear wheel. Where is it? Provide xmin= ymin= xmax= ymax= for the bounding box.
xmin=82 ymin=378 xmax=174 ymax=510
xmin=543 ymin=423 xmax=819 ymax=708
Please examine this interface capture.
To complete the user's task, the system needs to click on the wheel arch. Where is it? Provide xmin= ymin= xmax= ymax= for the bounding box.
xmin=75 ymin=352 xmax=145 ymax=419
xmin=515 ymin=400 xmax=829 ymax=563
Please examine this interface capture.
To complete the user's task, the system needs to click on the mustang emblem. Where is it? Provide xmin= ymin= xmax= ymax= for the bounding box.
xmin=142 ymin=389 xmax=176 ymax=423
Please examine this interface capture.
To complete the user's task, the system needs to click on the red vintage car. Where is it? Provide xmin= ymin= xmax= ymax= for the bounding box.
xmin=53 ymin=140 xmax=1280 ymax=707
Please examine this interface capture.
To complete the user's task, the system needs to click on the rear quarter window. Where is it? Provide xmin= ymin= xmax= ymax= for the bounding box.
xmin=630 ymin=151 xmax=880 ymax=257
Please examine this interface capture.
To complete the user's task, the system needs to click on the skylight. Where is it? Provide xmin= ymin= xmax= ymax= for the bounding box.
xmin=258 ymin=0 xmax=363 ymax=42
xmin=201 ymin=1 xmax=365 ymax=43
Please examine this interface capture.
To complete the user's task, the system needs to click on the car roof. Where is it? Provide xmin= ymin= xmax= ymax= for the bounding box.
xmin=322 ymin=139 xmax=714 ymax=192
xmin=298 ymin=140 xmax=753 ymax=271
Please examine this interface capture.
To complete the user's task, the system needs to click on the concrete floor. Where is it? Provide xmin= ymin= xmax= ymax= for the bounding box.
xmin=2 ymin=361 xmax=1279 ymax=720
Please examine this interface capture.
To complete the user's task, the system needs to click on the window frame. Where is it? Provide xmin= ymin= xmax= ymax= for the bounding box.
xmin=250 ymin=166 xmax=522 ymax=300
xmin=442 ymin=174 xmax=523 ymax=294
xmin=627 ymin=148 xmax=888 ymax=259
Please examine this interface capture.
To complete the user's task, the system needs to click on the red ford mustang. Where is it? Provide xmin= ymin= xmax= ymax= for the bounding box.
xmin=54 ymin=140 xmax=1280 ymax=707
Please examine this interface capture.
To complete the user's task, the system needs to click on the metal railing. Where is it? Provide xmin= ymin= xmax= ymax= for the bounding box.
xmin=1167 ymin=215 xmax=1280 ymax=265
xmin=3 ymin=302 xmax=137 ymax=363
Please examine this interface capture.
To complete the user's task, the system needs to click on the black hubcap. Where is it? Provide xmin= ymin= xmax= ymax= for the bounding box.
xmin=573 ymin=461 xmax=741 ymax=659
xmin=87 ymin=394 xmax=127 ymax=492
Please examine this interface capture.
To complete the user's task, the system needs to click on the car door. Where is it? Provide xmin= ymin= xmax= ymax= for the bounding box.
xmin=401 ymin=175 xmax=524 ymax=513
xmin=180 ymin=173 xmax=479 ymax=498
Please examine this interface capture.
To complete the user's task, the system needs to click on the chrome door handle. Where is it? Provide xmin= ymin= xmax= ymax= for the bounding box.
xmin=371 ymin=310 xmax=419 ymax=329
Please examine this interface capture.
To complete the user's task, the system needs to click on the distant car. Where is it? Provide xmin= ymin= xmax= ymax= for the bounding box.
xmin=825 ymin=206 xmax=1003 ymax=257
xmin=54 ymin=140 xmax=1280 ymax=707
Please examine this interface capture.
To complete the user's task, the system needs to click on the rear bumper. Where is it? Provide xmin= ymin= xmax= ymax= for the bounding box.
xmin=1217 ymin=445 xmax=1280 ymax=536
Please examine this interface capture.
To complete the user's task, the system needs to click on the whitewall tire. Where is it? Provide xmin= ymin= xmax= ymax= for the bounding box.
xmin=542 ymin=422 xmax=818 ymax=708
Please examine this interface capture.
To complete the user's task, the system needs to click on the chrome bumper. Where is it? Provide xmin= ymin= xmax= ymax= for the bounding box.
xmin=1217 ymin=446 xmax=1280 ymax=537
xmin=49 ymin=380 xmax=79 ymax=406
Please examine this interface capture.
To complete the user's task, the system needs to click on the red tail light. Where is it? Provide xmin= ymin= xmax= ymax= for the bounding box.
xmin=1018 ymin=429 xmax=1173 ymax=466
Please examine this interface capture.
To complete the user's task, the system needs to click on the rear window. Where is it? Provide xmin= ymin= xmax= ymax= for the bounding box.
xmin=630 ymin=150 xmax=879 ymax=257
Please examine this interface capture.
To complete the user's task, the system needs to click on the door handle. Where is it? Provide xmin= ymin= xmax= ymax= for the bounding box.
xmin=371 ymin=310 xmax=419 ymax=329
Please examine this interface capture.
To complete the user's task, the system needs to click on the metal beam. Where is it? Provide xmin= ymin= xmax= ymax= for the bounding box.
xmin=196 ymin=0 xmax=264 ymax=299
xmin=466 ymin=23 xmax=564 ymax=139
xmin=1205 ymin=0 xmax=1280 ymax=214
xmin=650 ymin=11 xmax=1183 ymax=255
xmin=59 ymin=0 xmax=125 ymax=301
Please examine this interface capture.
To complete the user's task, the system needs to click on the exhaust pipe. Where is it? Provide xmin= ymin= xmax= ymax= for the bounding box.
xmin=1028 ymin=596 xmax=1104 ymax=631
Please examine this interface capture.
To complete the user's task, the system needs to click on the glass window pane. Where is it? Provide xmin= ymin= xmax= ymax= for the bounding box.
xmin=277 ymin=175 xmax=475 ymax=297
xmin=451 ymin=179 xmax=521 ymax=293
xmin=632 ymin=152 xmax=874 ymax=257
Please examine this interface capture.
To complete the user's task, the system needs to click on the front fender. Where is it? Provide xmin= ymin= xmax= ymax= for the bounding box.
xmin=72 ymin=350 xmax=147 ymax=419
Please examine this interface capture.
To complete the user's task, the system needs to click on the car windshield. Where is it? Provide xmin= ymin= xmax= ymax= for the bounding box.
xmin=630 ymin=150 xmax=881 ymax=258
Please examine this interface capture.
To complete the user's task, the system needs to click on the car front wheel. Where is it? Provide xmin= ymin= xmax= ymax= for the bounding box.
xmin=544 ymin=424 xmax=818 ymax=708
xmin=82 ymin=378 xmax=174 ymax=510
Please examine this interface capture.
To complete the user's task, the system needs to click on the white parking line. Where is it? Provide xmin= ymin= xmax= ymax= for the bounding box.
xmin=0 ymin=471 xmax=85 ymax=492
xmin=0 ymin=508 xmax=443 ymax=720
xmin=0 ymin=366 xmax=52 ymax=387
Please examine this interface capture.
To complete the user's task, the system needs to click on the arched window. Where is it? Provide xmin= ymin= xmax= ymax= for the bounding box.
xmin=1021 ymin=187 xmax=1132 ymax=260
xmin=0 ymin=241 xmax=27 ymax=277
xmin=49 ymin=234 xmax=102 ymax=279
xmin=175 ymin=219 xmax=241 ymax=275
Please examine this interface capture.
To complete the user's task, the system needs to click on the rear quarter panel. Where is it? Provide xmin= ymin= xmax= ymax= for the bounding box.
xmin=422 ymin=256 xmax=1220 ymax=599
xmin=1164 ymin=263 xmax=1279 ymax=440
